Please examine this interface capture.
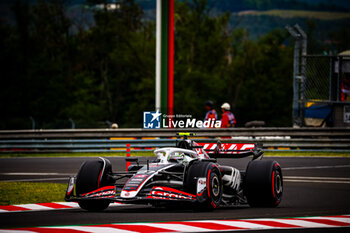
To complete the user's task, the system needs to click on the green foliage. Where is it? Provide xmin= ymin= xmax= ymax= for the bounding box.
xmin=0 ymin=151 xmax=154 ymax=158
xmin=329 ymin=27 xmax=350 ymax=53
xmin=233 ymin=29 xmax=293 ymax=126
xmin=0 ymin=0 xmax=155 ymax=128
xmin=174 ymin=0 xmax=230 ymax=119
xmin=174 ymin=1 xmax=293 ymax=126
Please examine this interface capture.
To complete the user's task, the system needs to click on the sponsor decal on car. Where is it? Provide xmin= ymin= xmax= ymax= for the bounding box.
xmin=128 ymin=178 xmax=143 ymax=182
xmin=197 ymin=177 xmax=207 ymax=196
xmin=197 ymin=143 xmax=255 ymax=154
xmin=66 ymin=177 xmax=75 ymax=196
xmin=87 ymin=190 xmax=115 ymax=198
xmin=147 ymin=186 xmax=196 ymax=200
xmin=121 ymin=164 xmax=175 ymax=198
xmin=81 ymin=186 xmax=116 ymax=198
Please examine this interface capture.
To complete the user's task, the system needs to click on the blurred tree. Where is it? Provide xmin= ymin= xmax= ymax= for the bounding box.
xmin=75 ymin=0 xmax=155 ymax=127
xmin=329 ymin=28 xmax=350 ymax=53
xmin=0 ymin=0 xmax=155 ymax=128
xmin=174 ymin=0 xmax=293 ymax=126
xmin=233 ymin=29 xmax=293 ymax=126
xmin=174 ymin=0 xmax=230 ymax=120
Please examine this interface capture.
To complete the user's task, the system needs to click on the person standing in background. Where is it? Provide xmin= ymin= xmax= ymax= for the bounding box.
xmin=204 ymin=100 xmax=217 ymax=128
xmin=221 ymin=102 xmax=236 ymax=128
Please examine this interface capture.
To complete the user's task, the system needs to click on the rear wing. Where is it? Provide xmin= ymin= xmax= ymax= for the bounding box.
xmin=195 ymin=142 xmax=264 ymax=160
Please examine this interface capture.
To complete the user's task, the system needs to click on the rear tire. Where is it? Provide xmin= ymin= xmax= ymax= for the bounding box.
xmin=244 ymin=160 xmax=283 ymax=207
xmin=76 ymin=158 xmax=113 ymax=211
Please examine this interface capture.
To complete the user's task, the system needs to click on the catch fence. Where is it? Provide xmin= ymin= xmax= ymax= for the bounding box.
xmin=304 ymin=55 xmax=350 ymax=102
xmin=294 ymin=55 xmax=350 ymax=127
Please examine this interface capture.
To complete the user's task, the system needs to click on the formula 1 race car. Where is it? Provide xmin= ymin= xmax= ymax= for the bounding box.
xmin=65 ymin=133 xmax=283 ymax=211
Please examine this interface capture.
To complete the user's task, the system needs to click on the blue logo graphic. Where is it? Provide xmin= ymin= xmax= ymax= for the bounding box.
xmin=143 ymin=111 xmax=161 ymax=129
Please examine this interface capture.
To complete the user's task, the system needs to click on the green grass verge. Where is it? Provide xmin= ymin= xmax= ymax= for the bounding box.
xmin=0 ymin=182 xmax=67 ymax=205
xmin=0 ymin=151 xmax=155 ymax=158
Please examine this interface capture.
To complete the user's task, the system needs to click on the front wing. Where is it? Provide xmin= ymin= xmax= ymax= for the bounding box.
xmin=65 ymin=177 xmax=197 ymax=204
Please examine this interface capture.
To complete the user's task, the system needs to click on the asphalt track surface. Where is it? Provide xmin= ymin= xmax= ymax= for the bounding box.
xmin=0 ymin=156 xmax=350 ymax=232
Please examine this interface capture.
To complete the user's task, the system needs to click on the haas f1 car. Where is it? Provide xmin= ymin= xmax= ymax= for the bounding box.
xmin=65 ymin=133 xmax=283 ymax=211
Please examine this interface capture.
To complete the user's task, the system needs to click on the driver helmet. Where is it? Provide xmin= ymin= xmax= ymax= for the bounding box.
xmin=168 ymin=152 xmax=184 ymax=162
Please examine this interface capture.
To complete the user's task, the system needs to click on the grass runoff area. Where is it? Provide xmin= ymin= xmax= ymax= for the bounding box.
xmin=0 ymin=151 xmax=349 ymax=205
xmin=0 ymin=182 xmax=67 ymax=205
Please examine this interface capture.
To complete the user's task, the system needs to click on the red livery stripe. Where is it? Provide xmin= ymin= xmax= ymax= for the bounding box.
xmin=81 ymin=186 xmax=115 ymax=196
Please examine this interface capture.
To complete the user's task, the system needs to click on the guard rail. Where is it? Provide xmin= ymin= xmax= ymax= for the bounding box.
xmin=0 ymin=127 xmax=349 ymax=153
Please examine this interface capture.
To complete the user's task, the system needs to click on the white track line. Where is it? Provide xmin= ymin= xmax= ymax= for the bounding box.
xmin=283 ymin=165 xmax=350 ymax=170
xmin=285 ymin=176 xmax=350 ymax=180
xmin=284 ymin=176 xmax=350 ymax=184
xmin=285 ymin=180 xmax=350 ymax=184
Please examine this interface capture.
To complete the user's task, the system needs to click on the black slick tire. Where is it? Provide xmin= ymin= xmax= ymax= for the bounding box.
xmin=185 ymin=161 xmax=222 ymax=210
xmin=76 ymin=158 xmax=113 ymax=211
xmin=244 ymin=160 xmax=283 ymax=207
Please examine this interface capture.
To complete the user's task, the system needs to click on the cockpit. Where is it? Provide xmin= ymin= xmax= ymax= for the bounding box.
xmin=154 ymin=148 xmax=198 ymax=164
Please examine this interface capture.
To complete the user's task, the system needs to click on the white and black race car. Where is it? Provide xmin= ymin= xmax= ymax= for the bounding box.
xmin=65 ymin=133 xmax=283 ymax=211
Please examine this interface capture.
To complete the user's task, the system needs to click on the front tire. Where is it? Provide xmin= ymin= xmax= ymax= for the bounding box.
xmin=207 ymin=168 xmax=222 ymax=208
xmin=244 ymin=160 xmax=283 ymax=207
xmin=76 ymin=158 xmax=113 ymax=211
xmin=185 ymin=161 xmax=222 ymax=209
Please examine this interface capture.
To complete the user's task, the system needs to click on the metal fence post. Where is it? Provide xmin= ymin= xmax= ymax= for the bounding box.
xmin=29 ymin=117 xmax=35 ymax=130
xmin=126 ymin=143 xmax=131 ymax=171
xmin=337 ymin=56 xmax=343 ymax=101
xmin=286 ymin=25 xmax=301 ymax=126
xmin=286 ymin=24 xmax=307 ymax=127
xmin=329 ymin=57 xmax=334 ymax=101
xmin=295 ymin=25 xmax=307 ymax=126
